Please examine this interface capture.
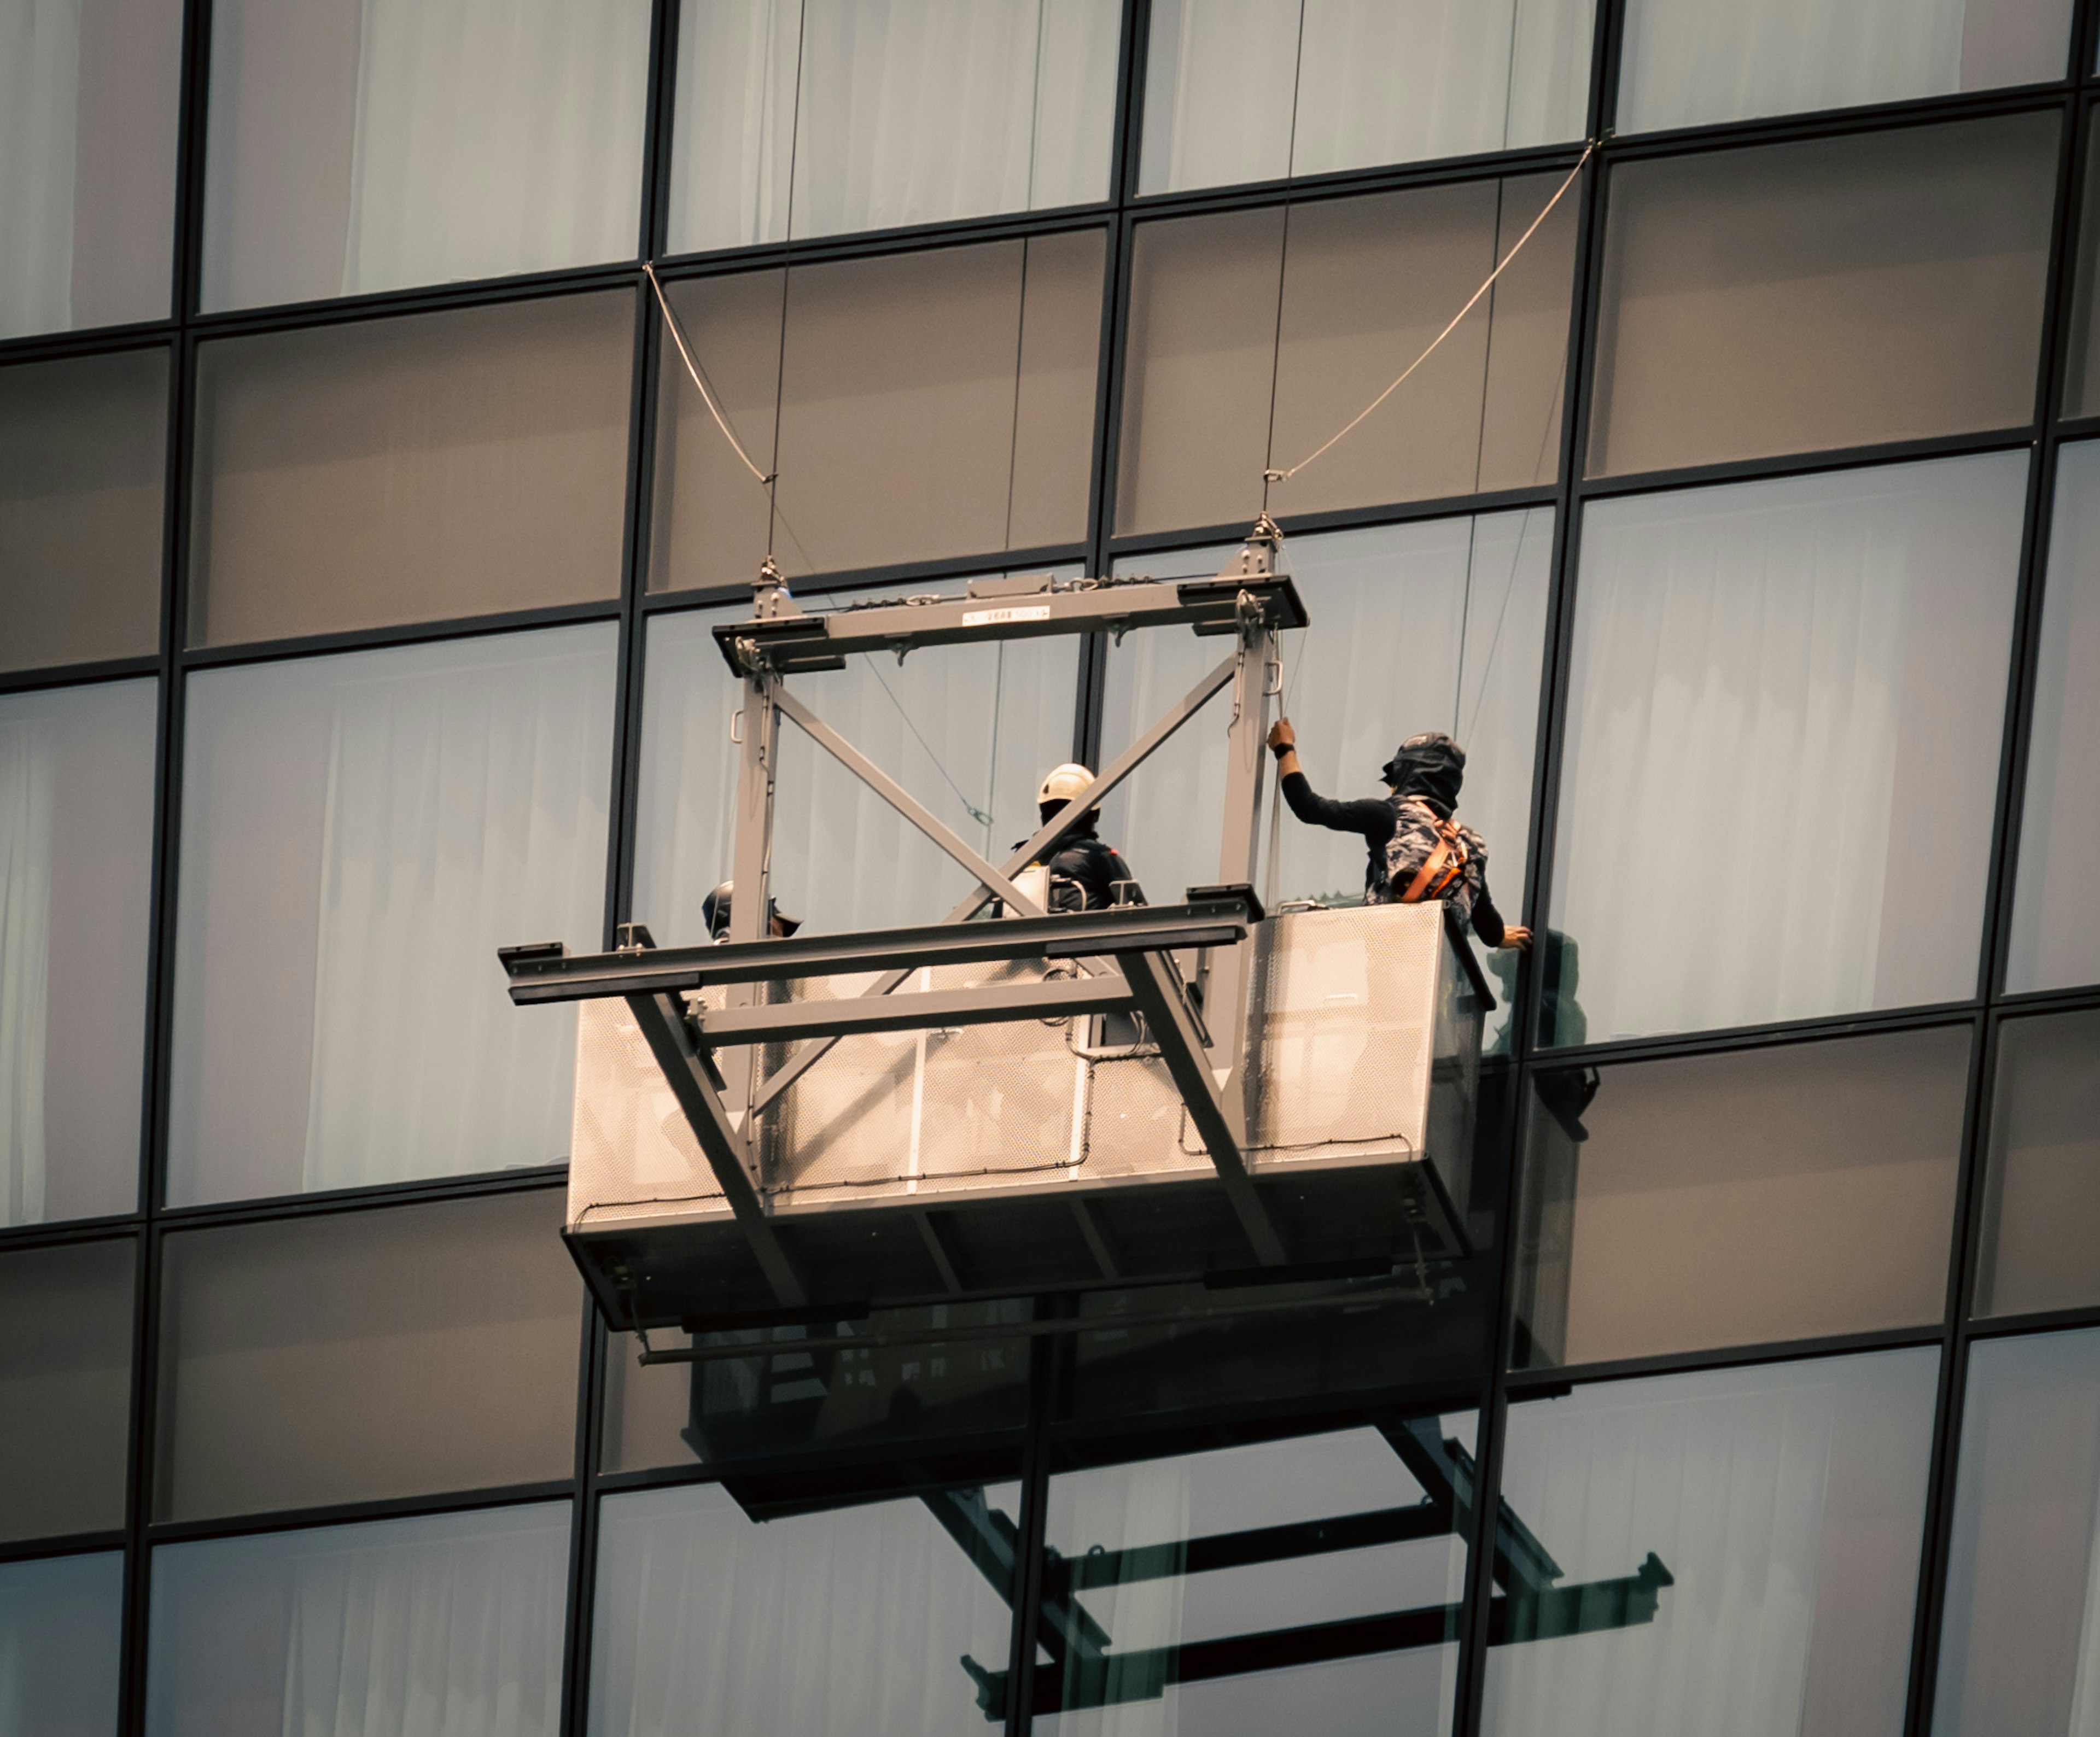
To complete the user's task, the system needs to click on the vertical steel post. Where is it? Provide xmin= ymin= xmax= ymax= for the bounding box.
xmin=722 ymin=663 xmax=778 ymax=1115
xmin=1208 ymin=605 xmax=1277 ymax=1093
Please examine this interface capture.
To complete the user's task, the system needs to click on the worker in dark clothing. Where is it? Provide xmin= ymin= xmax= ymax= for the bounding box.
xmin=702 ymin=880 xmax=800 ymax=940
xmin=1019 ymin=763 xmax=1144 ymax=912
xmin=1264 ymin=720 xmax=1530 ymax=951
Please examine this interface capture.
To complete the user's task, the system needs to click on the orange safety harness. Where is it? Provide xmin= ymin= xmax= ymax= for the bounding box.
xmin=1397 ymin=811 xmax=1471 ymax=905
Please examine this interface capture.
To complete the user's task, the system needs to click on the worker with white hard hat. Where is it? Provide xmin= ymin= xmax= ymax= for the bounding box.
xmin=1017 ymin=763 xmax=1143 ymax=913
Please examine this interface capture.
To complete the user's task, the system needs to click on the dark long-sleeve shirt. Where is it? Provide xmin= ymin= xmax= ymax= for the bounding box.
xmin=1279 ymin=770 xmax=1508 ymax=945
xmin=1012 ymin=828 xmax=1141 ymax=911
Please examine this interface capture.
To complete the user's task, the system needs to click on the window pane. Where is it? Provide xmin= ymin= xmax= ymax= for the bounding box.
xmin=0 ymin=0 xmax=180 ymax=338
xmin=190 ymin=295 xmax=632 ymax=646
xmin=1590 ymin=116 xmax=2056 ymax=478
xmin=1116 ymin=176 xmax=1574 ymax=537
xmin=670 ymin=0 xmax=1118 ymax=251
xmin=201 ymin=0 xmax=648 ymax=310
xmin=1103 ymin=510 xmax=1551 ymax=1048
xmin=649 ymin=233 xmax=1101 ymax=589
xmin=1619 ymin=0 xmax=2069 ymax=133
xmin=1483 ymin=1350 xmax=1939 ymax=1737
xmin=0 ymin=1551 xmax=124 ymax=1735
xmin=0 ymin=1238 xmax=133 ymax=1542
xmin=1550 ymin=453 xmax=2025 ymax=1043
xmin=1932 ymin=1327 xmax=2100 ymax=1736
xmin=2 ymin=680 xmax=154 ymax=1226
xmin=591 ymin=1473 xmax=1022 ymax=1736
xmin=167 ymin=626 xmax=615 ymax=1206
xmin=635 ymin=579 xmax=1081 ymax=943
xmin=2008 ymin=438 xmax=2100 ymax=991
xmin=155 ymin=1192 xmax=579 ymax=1521
xmin=1141 ymin=0 xmax=1592 ymax=194
xmin=147 ymin=1502 xmax=570 ymax=1737
xmin=1975 ymin=1010 xmax=2100 ymax=1318
xmin=0 ymin=349 xmax=166 ymax=671
xmin=2064 ymin=128 xmax=2100 ymax=417
xmin=1514 ymin=1027 xmax=1968 ymax=1370
xmin=1039 ymin=1418 xmax=1476 ymax=1734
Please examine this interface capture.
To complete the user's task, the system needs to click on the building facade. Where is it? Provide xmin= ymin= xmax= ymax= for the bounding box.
xmin=4 ymin=0 xmax=2100 ymax=1732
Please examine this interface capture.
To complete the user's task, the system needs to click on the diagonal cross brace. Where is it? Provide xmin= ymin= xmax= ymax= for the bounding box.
xmin=623 ymin=991 xmax=807 ymax=1308
xmin=751 ymin=651 xmax=1240 ymax=1114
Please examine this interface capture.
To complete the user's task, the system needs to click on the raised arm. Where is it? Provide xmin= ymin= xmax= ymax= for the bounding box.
xmin=1266 ymin=718 xmax=1393 ymax=838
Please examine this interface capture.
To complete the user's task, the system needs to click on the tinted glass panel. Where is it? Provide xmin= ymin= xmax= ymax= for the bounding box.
xmin=670 ymin=0 xmax=1118 ymax=250
xmin=1590 ymin=116 xmax=2055 ymax=477
xmin=1483 ymin=1350 xmax=1940 ymax=1737
xmin=1117 ymin=174 xmax=1574 ymax=537
xmin=1 ymin=680 xmax=155 ymax=1226
xmin=634 ymin=580 xmax=1081 ymax=943
xmin=591 ymin=1473 xmax=1022 ymax=1736
xmin=1550 ymin=453 xmax=2024 ymax=1043
xmin=154 ymin=1191 xmax=580 ymax=1520
xmin=167 ymin=626 xmax=615 ymax=1206
xmin=1619 ymin=0 xmax=2069 ymax=133
xmin=0 ymin=1551 xmax=124 ymax=1736
xmin=1975 ymin=1010 xmax=2100 ymax=1318
xmin=0 ymin=0 xmax=180 ymax=338
xmin=1932 ymin=1327 xmax=2100 ymax=1736
xmin=201 ymin=0 xmax=648 ymax=309
xmin=649 ymin=233 xmax=1101 ymax=589
xmin=1514 ymin=1028 xmax=1969 ymax=1370
xmin=0 ymin=349 xmax=166 ymax=671
xmin=2065 ymin=128 xmax=2100 ymax=418
xmin=2008 ymin=438 xmax=2100 ymax=991
xmin=1039 ymin=1419 xmax=1476 ymax=1734
xmin=1104 ymin=510 xmax=1551 ymax=1048
xmin=0 ymin=1238 xmax=133 ymax=1542
xmin=1140 ymin=0 xmax=1592 ymax=194
xmin=147 ymin=1503 xmax=570 ymax=1737
xmin=190 ymin=295 xmax=631 ymax=646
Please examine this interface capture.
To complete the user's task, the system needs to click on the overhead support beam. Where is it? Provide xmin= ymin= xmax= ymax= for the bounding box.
xmin=622 ymin=991 xmax=807 ymax=1308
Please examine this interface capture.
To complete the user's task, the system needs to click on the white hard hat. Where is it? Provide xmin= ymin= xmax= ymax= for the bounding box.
xmin=1037 ymin=762 xmax=1095 ymax=805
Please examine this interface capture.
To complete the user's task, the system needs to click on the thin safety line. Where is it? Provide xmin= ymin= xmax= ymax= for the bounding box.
xmin=643 ymin=261 xmax=774 ymax=487
xmin=1259 ymin=0 xmax=1311 ymax=517
xmin=862 ymin=654 xmax=996 ymax=829
xmin=1264 ymin=139 xmax=1596 ymax=489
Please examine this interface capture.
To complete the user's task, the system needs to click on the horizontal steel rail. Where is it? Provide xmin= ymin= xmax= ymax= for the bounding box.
xmin=693 ymin=975 xmax=1133 ymax=1044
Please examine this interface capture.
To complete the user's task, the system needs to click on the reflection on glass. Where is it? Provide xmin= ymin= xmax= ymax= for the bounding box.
xmin=0 ymin=0 xmax=181 ymax=338
xmin=1484 ymin=1350 xmax=1940 ymax=1737
xmin=1551 ymin=453 xmax=2025 ymax=1043
xmin=670 ymin=0 xmax=1119 ymax=251
xmin=1515 ymin=1028 xmax=1967 ymax=1369
xmin=1104 ymin=512 xmax=1550 ymax=1048
xmin=1932 ymin=1327 xmax=2100 ymax=1735
xmin=1140 ymin=0 xmax=1593 ymax=194
xmin=602 ymin=1302 xmax=1032 ymax=1473
xmin=0 ymin=1238 xmax=133 ymax=1542
xmin=1590 ymin=116 xmax=2056 ymax=478
xmin=154 ymin=1191 xmax=580 ymax=1522
xmin=0 ymin=1551 xmax=123 ymax=1735
xmin=649 ymin=233 xmax=1102 ymax=589
xmin=1975 ymin=1010 xmax=2100 ymax=1318
xmin=0 ymin=680 xmax=155 ymax=1226
xmin=2007 ymin=438 xmax=2100 ymax=991
xmin=201 ymin=0 xmax=649 ymax=309
xmin=635 ymin=579 xmax=1080 ymax=941
xmin=1038 ymin=1419 xmax=1475 ymax=1735
xmin=1618 ymin=0 xmax=2070 ymax=133
xmin=0 ymin=349 xmax=167 ymax=670
xmin=591 ymin=1474 xmax=1022 ymax=1736
xmin=147 ymin=1504 xmax=571 ymax=1736
xmin=1117 ymin=179 xmax=1574 ymax=537
xmin=167 ymin=626 xmax=615 ymax=1205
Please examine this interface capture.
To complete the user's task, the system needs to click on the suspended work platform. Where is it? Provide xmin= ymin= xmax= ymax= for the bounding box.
xmin=501 ymin=528 xmax=1494 ymax=1332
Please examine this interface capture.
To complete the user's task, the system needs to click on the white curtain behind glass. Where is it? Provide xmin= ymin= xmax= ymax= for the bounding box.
xmin=1551 ymin=454 xmax=2024 ymax=1044
xmin=0 ymin=715 xmax=53 ymax=1226
xmin=0 ymin=0 xmax=78 ymax=334
xmin=1617 ymin=0 xmax=2070 ymax=133
xmin=1139 ymin=0 xmax=1593 ymax=195
xmin=670 ymin=0 xmax=1119 ymax=253
xmin=1104 ymin=513 xmax=1550 ymax=1046
xmin=590 ymin=1482 xmax=1020 ymax=1737
xmin=2008 ymin=438 xmax=2100 ymax=993
xmin=1483 ymin=1352 xmax=1938 ymax=1737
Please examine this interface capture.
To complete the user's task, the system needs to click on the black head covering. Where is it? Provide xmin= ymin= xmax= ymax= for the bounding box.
xmin=1379 ymin=731 xmax=1466 ymax=817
